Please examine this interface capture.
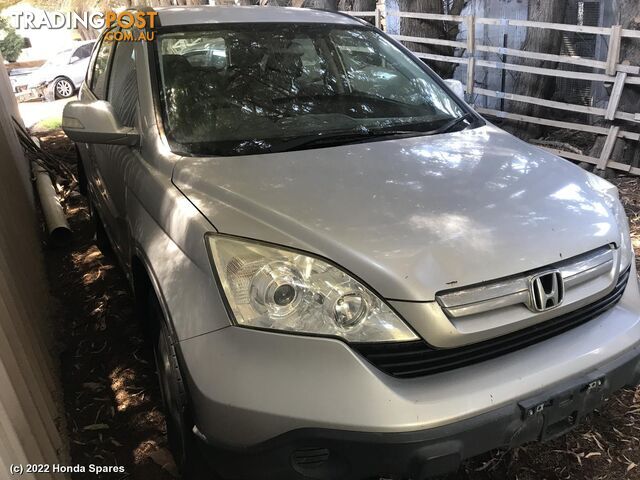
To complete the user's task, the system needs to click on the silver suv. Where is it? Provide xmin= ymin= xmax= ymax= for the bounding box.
xmin=62 ymin=6 xmax=640 ymax=480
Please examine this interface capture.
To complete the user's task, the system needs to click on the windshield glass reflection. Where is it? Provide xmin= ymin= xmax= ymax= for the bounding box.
xmin=157 ymin=24 xmax=467 ymax=156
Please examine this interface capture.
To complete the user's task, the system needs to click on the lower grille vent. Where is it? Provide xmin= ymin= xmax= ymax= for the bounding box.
xmin=291 ymin=448 xmax=330 ymax=467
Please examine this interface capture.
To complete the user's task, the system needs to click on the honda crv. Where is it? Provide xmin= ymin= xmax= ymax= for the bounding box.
xmin=62 ymin=6 xmax=640 ymax=479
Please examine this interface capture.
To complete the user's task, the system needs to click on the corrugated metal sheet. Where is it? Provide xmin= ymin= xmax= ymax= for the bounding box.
xmin=557 ymin=0 xmax=601 ymax=106
xmin=456 ymin=0 xmax=530 ymax=109
xmin=0 ymin=58 xmax=68 ymax=479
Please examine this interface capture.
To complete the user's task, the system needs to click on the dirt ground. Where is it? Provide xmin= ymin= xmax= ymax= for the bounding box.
xmin=37 ymin=129 xmax=640 ymax=480
xmin=39 ymin=130 xmax=175 ymax=479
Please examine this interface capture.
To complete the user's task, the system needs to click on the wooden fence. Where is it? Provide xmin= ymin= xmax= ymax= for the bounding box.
xmin=342 ymin=7 xmax=640 ymax=176
xmin=0 ymin=60 xmax=68 ymax=479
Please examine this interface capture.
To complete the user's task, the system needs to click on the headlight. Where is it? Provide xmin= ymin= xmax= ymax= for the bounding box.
xmin=587 ymin=173 xmax=633 ymax=271
xmin=613 ymin=197 xmax=633 ymax=271
xmin=206 ymin=235 xmax=418 ymax=342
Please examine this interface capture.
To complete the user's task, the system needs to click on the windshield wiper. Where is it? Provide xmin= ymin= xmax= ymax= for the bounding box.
xmin=271 ymin=113 xmax=477 ymax=153
xmin=273 ymin=129 xmax=382 ymax=152
xmin=366 ymin=112 xmax=477 ymax=138
xmin=428 ymin=112 xmax=475 ymax=135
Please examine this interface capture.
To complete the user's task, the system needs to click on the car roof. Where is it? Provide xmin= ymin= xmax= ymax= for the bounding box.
xmin=152 ymin=6 xmax=362 ymax=27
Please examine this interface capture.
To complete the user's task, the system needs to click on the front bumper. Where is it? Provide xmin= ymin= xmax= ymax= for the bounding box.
xmin=198 ymin=343 xmax=640 ymax=479
xmin=178 ymin=266 xmax=640 ymax=478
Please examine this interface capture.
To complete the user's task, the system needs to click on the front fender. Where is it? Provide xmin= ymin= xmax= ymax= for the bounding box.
xmin=125 ymin=167 xmax=231 ymax=341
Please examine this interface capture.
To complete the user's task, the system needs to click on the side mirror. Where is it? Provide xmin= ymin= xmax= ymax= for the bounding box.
xmin=443 ymin=79 xmax=465 ymax=99
xmin=62 ymin=100 xmax=139 ymax=146
xmin=69 ymin=56 xmax=80 ymax=64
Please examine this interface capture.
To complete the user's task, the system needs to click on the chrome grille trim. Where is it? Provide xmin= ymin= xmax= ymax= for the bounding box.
xmin=438 ymin=245 xmax=615 ymax=319
xmin=354 ymin=266 xmax=631 ymax=379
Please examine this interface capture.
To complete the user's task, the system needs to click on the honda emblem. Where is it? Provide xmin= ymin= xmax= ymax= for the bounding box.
xmin=529 ymin=270 xmax=564 ymax=312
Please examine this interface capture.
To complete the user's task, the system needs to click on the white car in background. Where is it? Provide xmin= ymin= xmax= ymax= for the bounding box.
xmin=9 ymin=67 xmax=37 ymax=92
xmin=27 ymin=40 xmax=96 ymax=99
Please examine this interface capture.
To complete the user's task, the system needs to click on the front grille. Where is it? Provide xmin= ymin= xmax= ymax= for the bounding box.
xmin=353 ymin=267 xmax=631 ymax=379
xmin=437 ymin=245 xmax=614 ymax=319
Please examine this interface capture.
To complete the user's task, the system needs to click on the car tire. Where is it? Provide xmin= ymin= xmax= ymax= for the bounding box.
xmin=53 ymin=77 xmax=75 ymax=99
xmin=150 ymin=295 xmax=211 ymax=480
xmin=75 ymin=146 xmax=87 ymax=196
xmin=88 ymin=199 xmax=112 ymax=256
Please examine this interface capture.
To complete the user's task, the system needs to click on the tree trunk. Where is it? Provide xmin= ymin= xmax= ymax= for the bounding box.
xmin=338 ymin=0 xmax=375 ymax=13
xmin=75 ymin=23 xmax=98 ymax=40
xmin=398 ymin=0 xmax=445 ymax=76
xmin=443 ymin=0 xmax=466 ymax=76
xmin=617 ymin=1 xmax=640 ymax=119
xmin=612 ymin=0 xmax=640 ymax=167
xmin=293 ymin=0 xmax=337 ymax=9
xmin=397 ymin=0 xmax=466 ymax=78
xmin=173 ymin=0 xmax=209 ymax=5
xmin=506 ymin=0 xmax=567 ymax=123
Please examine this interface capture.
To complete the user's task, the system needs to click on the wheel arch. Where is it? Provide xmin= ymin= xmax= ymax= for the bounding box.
xmin=52 ymin=75 xmax=75 ymax=86
xmin=74 ymin=143 xmax=88 ymax=196
xmin=131 ymin=250 xmax=201 ymax=473
xmin=131 ymin=249 xmax=179 ymax=344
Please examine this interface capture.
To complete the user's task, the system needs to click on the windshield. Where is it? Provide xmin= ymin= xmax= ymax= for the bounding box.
xmin=156 ymin=24 xmax=470 ymax=156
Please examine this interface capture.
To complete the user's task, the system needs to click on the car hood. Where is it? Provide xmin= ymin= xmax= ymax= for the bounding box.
xmin=173 ymin=125 xmax=620 ymax=301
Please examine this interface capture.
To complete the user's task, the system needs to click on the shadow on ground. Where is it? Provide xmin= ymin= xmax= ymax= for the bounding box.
xmin=39 ymin=129 xmax=176 ymax=480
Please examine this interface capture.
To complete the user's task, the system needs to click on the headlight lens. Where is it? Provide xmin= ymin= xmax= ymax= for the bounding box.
xmin=207 ymin=235 xmax=418 ymax=342
xmin=587 ymin=173 xmax=633 ymax=271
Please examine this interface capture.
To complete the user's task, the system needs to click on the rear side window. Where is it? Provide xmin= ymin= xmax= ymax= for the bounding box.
xmin=90 ymin=37 xmax=115 ymax=99
xmin=107 ymin=37 xmax=138 ymax=128
xmin=73 ymin=43 xmax=94 ymax=61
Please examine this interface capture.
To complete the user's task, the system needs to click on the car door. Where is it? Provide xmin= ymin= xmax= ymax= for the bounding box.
xmin=96 ymin=36 xmax=141 ymax=265
xmin=80 ymin=32 xmax=139 ymax=264
xmin=78 ymin=34 xmax=117 ymax=246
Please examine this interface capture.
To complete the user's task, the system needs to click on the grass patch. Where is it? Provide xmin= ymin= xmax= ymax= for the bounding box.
xmin=33 ymin=116 xmax=62 ymax=131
